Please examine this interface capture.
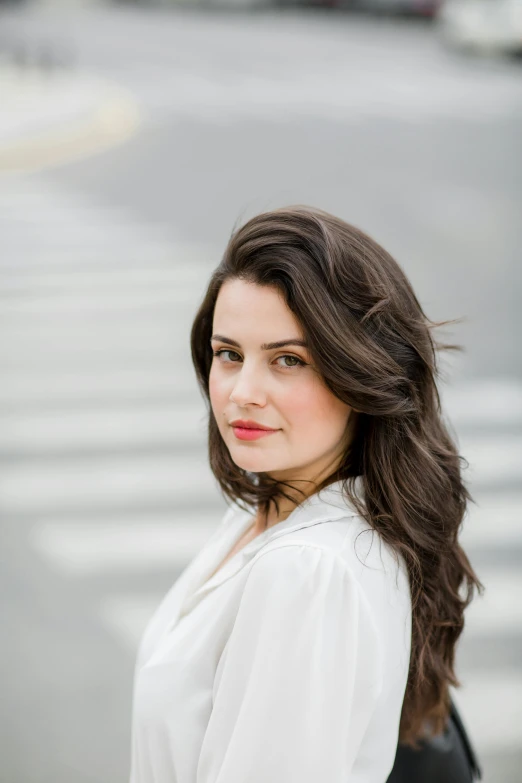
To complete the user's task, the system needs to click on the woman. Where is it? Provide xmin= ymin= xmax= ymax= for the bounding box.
xmin=129 ymin=205 xmax=483 ymax=783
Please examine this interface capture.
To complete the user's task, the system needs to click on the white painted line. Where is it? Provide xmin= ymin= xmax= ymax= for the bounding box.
xmin=0 ymin=288 xmax=207 ymax=326
xmin=451 ymin=672 xmax=522 ymax=753
xmin=0 ymin=263 xmax=216 ymax=293
xmin=0 ymin=320 xmax=194 ymax=350
xmin=0 ymin=367 xmax=198 ymax=405
xmin=0 ymin=404 xmax=208 ymax=452
xmin=29 ymin=518 xmax=219 ymax=575
xmin=459 ymin=433 xmax=522 ymax=485
xmin=0 ymin=341 xmax=196 ymax=368
xmin=0 ymin=308 xmax=196 ymax=344
xmin=0 ymin=309 xmax=193 ymax=334
xmin=2 ymin=225 xmax=164 ymax=245
xmin=0 ymin=455 xmax=219 ymax=514
xmin=0 ymin=287 xmax=203 ymax=313
xmin=0 ymin=250 xmax=207 ymax=271
xmin=460 ymin=492 xmax=522 ymax=547
xmin=441 ymin=378 xmax=522 ymax=425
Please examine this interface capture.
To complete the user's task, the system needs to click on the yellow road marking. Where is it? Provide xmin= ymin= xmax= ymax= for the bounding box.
xmin=0 ymin=81 xmax=141 ymax=174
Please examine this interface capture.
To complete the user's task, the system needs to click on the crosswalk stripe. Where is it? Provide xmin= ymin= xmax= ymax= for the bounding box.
xmin=460 ymin=492 xmax=522 ymax=547
xmin=0 ymin=263 xmax=215 ymax=293
xmin=462 ymin=567 xmax=522 ymax=637
xmin=0 ymin=250 xmax=208 ymax=271
xmin=441 ymin=378 xmax=522 ymax=425
xmin=458 ymin=433 xmax=522 ymax=486
xmin=0 ymin=314 xmax=196 ymax=344
xmin=28 ymin=518 xmax=220 ymax=574
xmin=0 ymin=367 xmax=198 ymax=405
xmin=0 ymin=287 xmax=204 ymax=314
xmin=0 ymin=343 xmax=196 ymax=369
xmin=0 ymin=320 xmax=196 ymax=348
xmin=0 ymin=455 xmax=219 ymax=514
xmin=0 ymin=404 xmax=208 ymax=452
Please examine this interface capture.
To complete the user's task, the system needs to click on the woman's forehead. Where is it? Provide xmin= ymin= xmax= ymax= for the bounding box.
xmin=214 ymin=279 xmax=301 ymax=331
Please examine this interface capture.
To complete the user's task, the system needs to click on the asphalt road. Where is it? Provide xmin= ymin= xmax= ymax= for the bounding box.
xmin=0 ymin=5 xmax=521 ymax=783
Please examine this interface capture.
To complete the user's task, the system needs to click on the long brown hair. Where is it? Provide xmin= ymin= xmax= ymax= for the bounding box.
xmin=190 ymin=204 xmax=483 ymax=747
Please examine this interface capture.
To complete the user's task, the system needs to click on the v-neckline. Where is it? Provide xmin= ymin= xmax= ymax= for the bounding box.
xmin=205 ymin=517 xmax=259 ymax=583
xmin=149 ymin=477 xmax=364 ymax=646
xmin=200 ymin=477 xmax=363 ymax=591
xmin=201 ymin=499 xmax=308 ymax=588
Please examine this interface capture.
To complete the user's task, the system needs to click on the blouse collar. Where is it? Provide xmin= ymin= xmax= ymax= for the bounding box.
xmin=177 ymin=476 xmax=364 ymax=621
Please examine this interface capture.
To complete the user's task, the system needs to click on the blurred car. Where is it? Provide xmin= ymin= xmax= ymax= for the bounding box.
xmin=438 ymin=0 xmax=522 ymax=53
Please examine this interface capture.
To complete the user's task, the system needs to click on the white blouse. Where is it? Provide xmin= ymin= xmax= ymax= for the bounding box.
xmin=129 ymin=478 xmax=412 ymax=783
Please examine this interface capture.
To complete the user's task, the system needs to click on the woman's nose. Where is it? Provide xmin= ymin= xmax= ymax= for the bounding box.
xmin=229 ymin=365 xmax=266 ymax=406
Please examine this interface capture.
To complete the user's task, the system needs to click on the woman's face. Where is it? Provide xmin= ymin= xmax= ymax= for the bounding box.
xmin=209 ymin=278 xmax=353 ymax=487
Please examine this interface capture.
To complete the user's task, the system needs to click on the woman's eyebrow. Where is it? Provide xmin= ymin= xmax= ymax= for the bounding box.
xmin=211 ymin=335 xmax=309 ymax=350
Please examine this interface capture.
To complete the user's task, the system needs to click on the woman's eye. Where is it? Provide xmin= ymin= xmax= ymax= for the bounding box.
xmin=212 ymin=350 xmax=305 ymax=369
xmin=212 ymin=349 xmax=241 ymax=362
xmin=276 ymin=355 xmax=304 ymax=368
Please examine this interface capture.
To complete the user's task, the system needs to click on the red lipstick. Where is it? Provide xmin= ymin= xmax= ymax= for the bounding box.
xmin=229 ymin=419 xmax=280 ymax=441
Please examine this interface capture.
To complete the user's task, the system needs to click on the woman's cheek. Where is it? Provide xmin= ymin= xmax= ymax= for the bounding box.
xmin=292 ymin=381 xmax=343 ymax=431
xmin=283 ymin=381 xmax=318 ymax=424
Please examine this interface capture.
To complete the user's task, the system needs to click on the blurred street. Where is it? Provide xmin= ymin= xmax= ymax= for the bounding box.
xmin=0 ymin=4 xmax=521 ymax=782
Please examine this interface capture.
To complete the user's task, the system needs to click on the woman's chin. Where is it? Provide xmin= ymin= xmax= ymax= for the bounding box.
xmin=229 ymin=452 xmax=282 ymax=475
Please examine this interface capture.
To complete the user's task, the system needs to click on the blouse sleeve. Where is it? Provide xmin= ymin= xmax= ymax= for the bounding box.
xmin=196 ymin=544 xmax=384 ymax=783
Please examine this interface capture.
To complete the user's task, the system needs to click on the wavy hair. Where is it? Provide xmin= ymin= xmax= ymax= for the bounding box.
xmin=190 ymin=204 xmax=483 ymax=747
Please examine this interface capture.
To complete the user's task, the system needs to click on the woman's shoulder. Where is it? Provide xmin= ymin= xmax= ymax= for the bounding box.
xmin=255 ymin=516 xmax=402 ymax=577
xmin=252 ymin=516 xmax=411 ymax=616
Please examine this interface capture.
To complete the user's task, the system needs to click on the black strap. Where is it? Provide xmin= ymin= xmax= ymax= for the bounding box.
xmin=386 ymin=697 xmax=483 ymax=783
xmin=450 ymin=700 xmax=483 ymax=780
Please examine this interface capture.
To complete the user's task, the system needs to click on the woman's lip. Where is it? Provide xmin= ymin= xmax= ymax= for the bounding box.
xmin=232 ymin=426 xmax=279 ymax=441
xmin=230 ymin=422 xmax=277 ymax=430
